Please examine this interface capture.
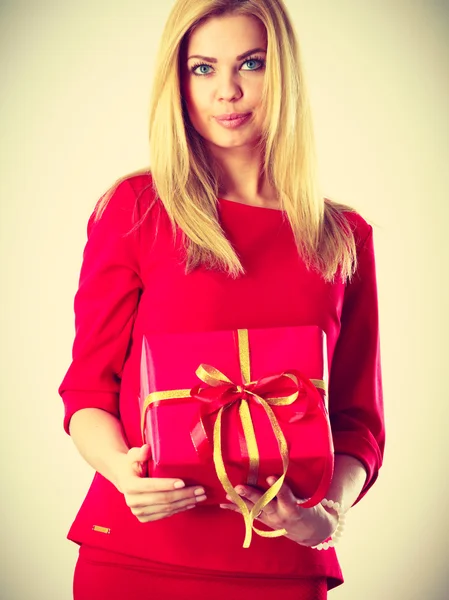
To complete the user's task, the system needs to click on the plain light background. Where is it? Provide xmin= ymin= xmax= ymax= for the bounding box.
xmin=1 ymin=0 xmax=448 ymax=598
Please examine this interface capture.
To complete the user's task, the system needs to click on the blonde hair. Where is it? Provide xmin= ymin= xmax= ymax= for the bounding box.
xmin=96 ymin=0 xmax=357 ymax=282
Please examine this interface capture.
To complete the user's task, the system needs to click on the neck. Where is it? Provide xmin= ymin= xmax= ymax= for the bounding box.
xmin=208 ymin=143 xmax=278 ymax=208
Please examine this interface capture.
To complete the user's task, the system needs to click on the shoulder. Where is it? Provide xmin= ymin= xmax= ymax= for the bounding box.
xmin=325 ymin=198 xmax=373 ymax=249
xmin=342 ymin=210 xmax=373 ymax=249
xmin=89 ymin=169 xmax=159 ymax=232
xmin=121 ymin=169 xmax=158 ymax=204
xmin=337 ymin=209 xmax=377 ymax=282
xmin=95 ymin=169 xmax=157 ymax=215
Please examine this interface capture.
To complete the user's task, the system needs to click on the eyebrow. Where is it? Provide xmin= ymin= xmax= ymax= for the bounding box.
xmin=187 ymin=47 xmax=267 ymax=63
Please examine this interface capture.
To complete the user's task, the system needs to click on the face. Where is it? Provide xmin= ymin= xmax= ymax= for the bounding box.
xmin=181 ymin=14 xmax=267 ymax=153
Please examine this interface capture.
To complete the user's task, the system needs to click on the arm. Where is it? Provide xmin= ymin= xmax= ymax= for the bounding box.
xmin=59 ymin=181 xmax=206 ymax=520
xmin=329 ymin=224 xmax=385 ymax=502
xmin=58 ymin=180 xmax=142 ymax=435
xmin=69 ymin=407 xmax=207 ymax=519
xmin=221 ymin=221 xmax=384 ymax=544
xmin=324 ymin=453 xmax=367 ymax=512
xmin=69 ymin=407 xmax=137 ymax=493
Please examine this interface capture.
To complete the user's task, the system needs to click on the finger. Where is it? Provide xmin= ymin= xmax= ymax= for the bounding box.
xmin=127 ymin=445 xmax=152 ymax=477
xmin=170 ymin=504 xmax=198 ymax=517
xmin=125 ymin=486 xmax=206 ymax=508
xmin=235 ymin=485 xmax=263 ymax=505
xmin=236 ymin=485 xmax=278 ymax=517
xmin=219 ymin=503 xmax=239 ymax=512
xmin=128 ymin=444 xmax=151 ymax=463
xmin=224 ymin=496 xmax=265 ymax=521
xmin=127 ymin=476 xmax=189 ymax=493
xmin=225 ymin=493 xmax=256 ymax=516
xmin=266 ymin=476 xmax=297 ymax=512
xmin=130 ymin=491 xmax=207 ymax=518
xmin=266 ymin=476 xmax=306 ymax=505
xmin=136 ymin=502 xmax=198 ymax=523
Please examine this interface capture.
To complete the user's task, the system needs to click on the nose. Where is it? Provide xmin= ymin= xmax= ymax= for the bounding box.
xmin=216 ymin=70 xmax=243 ymax=102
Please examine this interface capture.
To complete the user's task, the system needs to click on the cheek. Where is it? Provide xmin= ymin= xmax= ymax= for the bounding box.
xmin=181 ymin=75 xmax=198 ymax=115
xmin=249 ymin=78 xmax=265 ymax=101
xmin=184 ymin=83 xmax=210 ymax=121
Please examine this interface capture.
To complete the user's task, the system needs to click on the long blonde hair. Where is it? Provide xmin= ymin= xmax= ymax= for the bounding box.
xmin=96 ymin=0 xmax=357 ymax=282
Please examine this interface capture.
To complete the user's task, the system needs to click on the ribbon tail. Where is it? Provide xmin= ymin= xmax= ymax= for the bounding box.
xmin=247 ymin=397 xmax=290 ymax=540
xmin=213 ymin=407 xmax=254 ymax=548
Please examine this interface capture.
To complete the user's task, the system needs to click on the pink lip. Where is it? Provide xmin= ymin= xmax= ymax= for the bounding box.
xmin=214 ymin=112 xmax=252 ymax=129
xmin=214 ymin=112 xmax=251 ymax=122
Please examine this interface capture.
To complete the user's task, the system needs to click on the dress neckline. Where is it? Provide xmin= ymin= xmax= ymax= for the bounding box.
xmin=217 ymin=197 xmax=284 ymax=213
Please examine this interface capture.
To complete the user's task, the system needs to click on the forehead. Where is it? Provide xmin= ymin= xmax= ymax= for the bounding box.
xmin=186 ymin=14 xmax=267 ymax=57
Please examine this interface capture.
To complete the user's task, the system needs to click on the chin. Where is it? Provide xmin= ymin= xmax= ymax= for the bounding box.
xmin=200 ymin=131 xmax=262 ymax=151
xmin=210 ymin=139 xmax=256 ymax=153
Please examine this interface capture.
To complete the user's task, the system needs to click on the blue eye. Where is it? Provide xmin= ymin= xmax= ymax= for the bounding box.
xmin=191 ymin=63 xmax=213 ymax=76
xmin=242 ymin=58 xmax=264 ymax=71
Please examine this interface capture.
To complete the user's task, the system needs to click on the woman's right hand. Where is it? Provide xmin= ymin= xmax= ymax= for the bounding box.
xmin=113 ymin=444 xmax=207 ymax=522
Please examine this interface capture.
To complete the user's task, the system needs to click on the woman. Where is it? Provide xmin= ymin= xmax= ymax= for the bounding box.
xmin=58 ymin=1 xmax=385 ymax=598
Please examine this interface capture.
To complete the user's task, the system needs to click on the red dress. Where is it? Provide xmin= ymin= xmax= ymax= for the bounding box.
xmin=58 ymin=173 xmax=384 ymax=597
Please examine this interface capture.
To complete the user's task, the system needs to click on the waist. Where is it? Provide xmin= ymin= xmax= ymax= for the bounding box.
xmin=68 ymin=473 xmax=343 ymax=587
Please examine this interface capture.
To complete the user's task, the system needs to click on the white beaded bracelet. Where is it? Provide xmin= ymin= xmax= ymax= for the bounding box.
xmin=311 ymin=498 xmax=346 ymax=551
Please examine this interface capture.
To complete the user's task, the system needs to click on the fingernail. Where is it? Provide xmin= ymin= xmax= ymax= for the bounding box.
xmin=236 ymin=487 xmax=246 ymax=496
xmin=173 ymin=481 xmax=185 ymax=489
xmin=267 ymin=477 xmax=276 ymax=485
xmin=195 ymin=494 xmax=207 ymax=502
xmin=226 ymin=494 xmax=233 ymax=502
xmin=194 ymin=487 xmax=205 ymax=496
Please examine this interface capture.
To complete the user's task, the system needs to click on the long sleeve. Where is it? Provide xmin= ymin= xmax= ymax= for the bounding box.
xmin=328 ymin=224 xmax=385 ymax=503
xmin=58 ymin=180 xmax=143 ymax=434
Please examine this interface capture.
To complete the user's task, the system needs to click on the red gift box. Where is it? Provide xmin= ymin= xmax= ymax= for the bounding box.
xmin=140 ymin=326 xmax=334 ymax=547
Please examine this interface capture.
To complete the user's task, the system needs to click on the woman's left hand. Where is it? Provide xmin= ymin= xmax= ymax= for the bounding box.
xmin=220 ymin=476 xmax=339 ymax=547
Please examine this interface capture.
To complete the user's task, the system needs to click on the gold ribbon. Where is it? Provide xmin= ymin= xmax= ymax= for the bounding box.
xmin=141 ymin=329 xmax=326 ymax=548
